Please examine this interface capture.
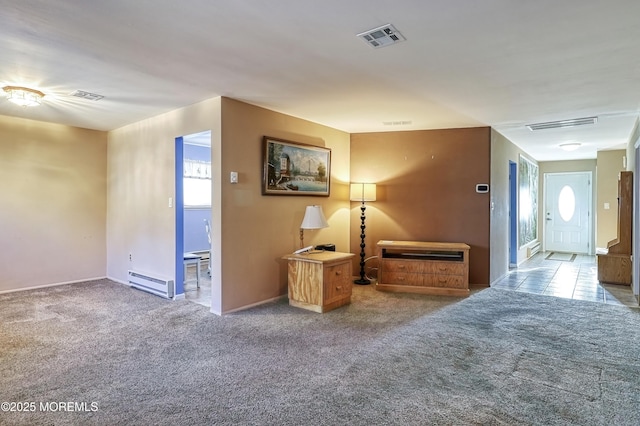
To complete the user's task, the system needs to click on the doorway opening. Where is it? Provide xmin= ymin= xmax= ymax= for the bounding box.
xmin=176 ymin=130 xmax=212 ymax=308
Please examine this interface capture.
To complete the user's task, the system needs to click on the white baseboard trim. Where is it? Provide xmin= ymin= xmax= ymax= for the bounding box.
xmin=0 ymin=276 xmax=108 ymax=295
xmin=221 ymin=294 xmax=287 ymax=315
xmin=107 ymin=276 xmax=129 ymax=286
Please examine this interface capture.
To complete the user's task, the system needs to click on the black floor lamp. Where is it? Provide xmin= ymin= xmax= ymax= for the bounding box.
xmin=350 ymin=183 xmax=376 ymax=284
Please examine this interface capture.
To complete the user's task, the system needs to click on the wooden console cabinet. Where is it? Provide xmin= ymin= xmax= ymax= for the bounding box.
xmin=376 ymin=240 xmax=470 ymax=296
xmin=282 ymin=251 xmax=355 ymax=313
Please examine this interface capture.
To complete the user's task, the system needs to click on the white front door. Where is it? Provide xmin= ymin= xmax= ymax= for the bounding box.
xmin=544 ymin=172 xmax=592 ymax=254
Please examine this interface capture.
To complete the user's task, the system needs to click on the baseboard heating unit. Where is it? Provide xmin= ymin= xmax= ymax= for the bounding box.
xmin=527 ymin=242 xmax=541 ymax=258
xmin=128 ymin=270 xmax=174 ymax=299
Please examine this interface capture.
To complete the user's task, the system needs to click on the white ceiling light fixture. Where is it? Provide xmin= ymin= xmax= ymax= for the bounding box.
xmin=357 ymin=24 xmax=405 ymax=48
xmin=559 ymin=142 xmax=582 ymax=151
xmin=526 ymin=116 xmax=598 ymax=131
xmin=3 ymin=86 xmax=45 ymax=107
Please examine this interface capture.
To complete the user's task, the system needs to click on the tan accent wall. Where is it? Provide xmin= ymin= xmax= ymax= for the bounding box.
xmin=596 ymin=150 xmax=626 ymax=248
xmin=0 ymin=115 xmax=107 ymax=292
xmin=220 ymin=98 xmax=351 ymax=312
xmin=351 ymin=127 xmax=491 ymax=285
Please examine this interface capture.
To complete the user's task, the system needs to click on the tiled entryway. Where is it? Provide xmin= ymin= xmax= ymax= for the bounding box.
xmin=492 ymin=252 xmax=639 ymax=307
xmin=184 ymin=262 xmax=211 ymax=308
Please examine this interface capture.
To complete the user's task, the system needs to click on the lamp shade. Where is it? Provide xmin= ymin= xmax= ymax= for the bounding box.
xmin=300 ymin=205 xmax=329 ymax=229
xmin=350 ymin=183 xmax=377 ymax=202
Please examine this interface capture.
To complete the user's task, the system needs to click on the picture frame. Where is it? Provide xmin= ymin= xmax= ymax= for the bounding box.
xmin=262 ymin=136 xmax=331 ymax=196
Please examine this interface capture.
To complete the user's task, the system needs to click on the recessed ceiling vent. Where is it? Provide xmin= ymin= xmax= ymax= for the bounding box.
xmin=357 ymin=24 xmax=405 ymax=48
xmin=70 ymin=90 xmax=105 ymax=101
xmin=526 ymin=116 xmax=597 ymax=131
xmin=383 ymin=120 xmax=412 ymax=126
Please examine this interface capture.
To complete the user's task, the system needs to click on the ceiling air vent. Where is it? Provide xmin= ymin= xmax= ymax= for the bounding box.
xmin=357 ymin=24 xmax=405 ymax=48
xmin=526 ymin=116 xmax=597 ymax=131
xmin=383 ymin=120 xmax=412 ymax=126
xmin=70 ymin=90 xmax=105 ymax=101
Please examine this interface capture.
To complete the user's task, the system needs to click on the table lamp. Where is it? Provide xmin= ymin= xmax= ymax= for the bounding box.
xmin=300 ymin=205 xmax=329 ymax=248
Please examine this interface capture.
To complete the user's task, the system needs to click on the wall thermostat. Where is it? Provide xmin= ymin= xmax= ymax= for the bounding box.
xmin=476 ymin=184 xmax=489 ymax=193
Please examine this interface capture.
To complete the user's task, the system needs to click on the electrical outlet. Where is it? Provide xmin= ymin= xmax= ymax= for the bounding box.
xmin=129 ymin=253 xmax=132 ymax=261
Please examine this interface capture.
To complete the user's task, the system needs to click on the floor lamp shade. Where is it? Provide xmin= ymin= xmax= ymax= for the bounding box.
xmin=350 ymin=183 xmax=376 ymax=284
xmin=350 ymin=183 xmax=377 ymax=202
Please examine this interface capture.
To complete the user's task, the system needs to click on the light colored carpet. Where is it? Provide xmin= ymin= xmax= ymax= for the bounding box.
xmin=1 ymin=280 xmax=639 ymax=425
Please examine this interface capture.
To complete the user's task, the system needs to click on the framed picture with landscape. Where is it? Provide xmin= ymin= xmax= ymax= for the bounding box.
xmin=262 ymin=136 xmax=331 ymax=196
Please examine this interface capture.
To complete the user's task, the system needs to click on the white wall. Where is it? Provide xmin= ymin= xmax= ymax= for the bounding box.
xmin=0 ymin=115 xmax=107 ymax=292
xmin=107 ymin=97 xmax=222 ymax=311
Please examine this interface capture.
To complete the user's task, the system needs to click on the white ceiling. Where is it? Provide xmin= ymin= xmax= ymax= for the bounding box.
xmin=1 ymin=0 xmax=639 ymax=161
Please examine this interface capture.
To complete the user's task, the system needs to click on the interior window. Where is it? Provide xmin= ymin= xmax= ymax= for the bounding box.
xmin=184 ymin=177 xmax=211 ymax=207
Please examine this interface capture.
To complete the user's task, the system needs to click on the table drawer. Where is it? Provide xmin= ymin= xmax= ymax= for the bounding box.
xmin=324 ymin=262 xmax=352 ymax=302
xmin=423 ymin=262 xmax=466 ymax=275
xmin=424 ymin=274 xmax=466 ymax=288
xmin=380 ymin=271 xmax=423 ymax=286
xmin=381 ymin=259 xmax=423 ymax=273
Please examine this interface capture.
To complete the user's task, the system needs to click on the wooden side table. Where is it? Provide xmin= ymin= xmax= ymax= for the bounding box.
xmin=282 ymin=251 xmax=355 ymax=313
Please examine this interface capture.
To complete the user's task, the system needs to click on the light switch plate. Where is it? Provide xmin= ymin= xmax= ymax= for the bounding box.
xmin=475 ymin=183 xmax=489 ymax=193
xmin=230 ymin=171 xmax=238 ymax=184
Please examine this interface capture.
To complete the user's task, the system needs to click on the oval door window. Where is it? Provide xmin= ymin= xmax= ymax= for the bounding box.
xmin=558 ymin=185 xmax=576 ymax=222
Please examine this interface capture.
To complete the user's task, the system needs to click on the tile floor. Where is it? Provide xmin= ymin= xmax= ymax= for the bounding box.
xmin=491 ymin=252 xmax=639 ymax=307
xmin=184 ymin=262 xmax=212 ymax=308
